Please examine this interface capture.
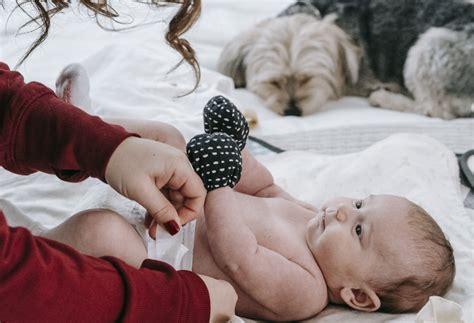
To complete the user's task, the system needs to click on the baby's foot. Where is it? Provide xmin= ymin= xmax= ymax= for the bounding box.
xmin=186 ymin=132 xmax=242 ymax=191
xmin=55 ymin=63 xmax=92 ymax=111
xmin=203 ymin=95 xmax=249 ymax=151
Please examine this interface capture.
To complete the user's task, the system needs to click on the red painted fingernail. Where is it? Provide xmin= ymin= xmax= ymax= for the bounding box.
xmin=164 ymin=220 xmax=180 ymax=235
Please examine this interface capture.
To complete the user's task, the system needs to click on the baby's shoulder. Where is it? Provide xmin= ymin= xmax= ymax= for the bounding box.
xmin=288 ymin=252 xmax=328 ymax=315
xmin=291 ymin=260 xmax=329 ymax=318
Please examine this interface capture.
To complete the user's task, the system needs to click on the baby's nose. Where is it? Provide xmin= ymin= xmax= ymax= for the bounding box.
xmin=326 ymin=206 xmax=347 ymax=222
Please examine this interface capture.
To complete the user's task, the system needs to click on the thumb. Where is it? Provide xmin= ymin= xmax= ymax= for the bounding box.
xmin=135 ymin=185 xmax=182 ymax=236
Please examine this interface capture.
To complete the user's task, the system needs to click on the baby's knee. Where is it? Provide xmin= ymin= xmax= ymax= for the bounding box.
xmin=45 ymin=209 xmax=146 ymax=267
xmin=74 ymin=209 xmax=127 ymax=239
xmin=68 ymin=209 xmax=139 ymax=255
xmin=76 ymin=209 xmax=147 ymax=267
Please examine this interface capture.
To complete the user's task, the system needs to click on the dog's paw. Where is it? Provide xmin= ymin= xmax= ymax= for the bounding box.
xmin=368 ymin=82 xmax=402 ymax=94
xmin=381 ymin=82 xmax=402 ymax=93
xmin=368 ymin=89 xmax=389 ymax=108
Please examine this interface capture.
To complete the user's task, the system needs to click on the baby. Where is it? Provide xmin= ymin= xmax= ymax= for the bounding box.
xmin=43 ymin=95 xmax=455 ymax=321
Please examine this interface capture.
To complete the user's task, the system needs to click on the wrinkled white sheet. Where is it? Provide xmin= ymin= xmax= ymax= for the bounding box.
xmin=416 ymin=296 xmax=464 ymax=323
xmin=1 ymin=2 xmax=473 ymax=322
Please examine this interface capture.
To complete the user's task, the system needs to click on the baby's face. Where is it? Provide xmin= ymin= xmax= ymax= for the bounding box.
xmin=306 ymin=194 xmax=413 ymax=291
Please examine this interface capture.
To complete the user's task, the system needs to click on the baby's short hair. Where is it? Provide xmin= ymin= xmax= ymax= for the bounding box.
xmin=371 ymin=203 xmax=455 ymax=313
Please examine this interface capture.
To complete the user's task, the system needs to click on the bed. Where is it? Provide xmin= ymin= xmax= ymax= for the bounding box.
xmin=1 ymin=1 xmax=473 ymax=322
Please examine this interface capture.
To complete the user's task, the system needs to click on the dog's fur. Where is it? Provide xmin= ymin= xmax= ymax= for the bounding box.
xmin=219 ymin=0 xmax=474 ymax=119
xmin=217 ymin=14 xmax=362 ymax=116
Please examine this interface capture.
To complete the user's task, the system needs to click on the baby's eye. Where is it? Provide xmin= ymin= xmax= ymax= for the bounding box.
xmin=353 ymin=200 xmax=363 ymax=209
xmin=355 ymin=224 xmax=362 ymax=237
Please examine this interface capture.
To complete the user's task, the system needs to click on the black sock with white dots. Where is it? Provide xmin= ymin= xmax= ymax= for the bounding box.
xmin=187 ymin=133 xmax=242 ymax=191
xmin=187 ymin=96 xmax=248 ymax=191
xmin=203 ymin=95 xmax=249 ymax=151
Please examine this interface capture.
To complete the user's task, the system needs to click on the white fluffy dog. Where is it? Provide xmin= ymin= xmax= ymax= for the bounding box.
xmin=217 ymin=14 xmax=361 ymax=116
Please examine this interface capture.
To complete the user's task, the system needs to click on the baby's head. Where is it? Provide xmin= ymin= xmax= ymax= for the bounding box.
xmin=305 ymin=194 xmax=455 ymax=313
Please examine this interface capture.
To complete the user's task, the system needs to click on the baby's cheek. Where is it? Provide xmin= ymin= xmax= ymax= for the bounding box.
xmin=318 ymin=230 xmax=345 ymax=259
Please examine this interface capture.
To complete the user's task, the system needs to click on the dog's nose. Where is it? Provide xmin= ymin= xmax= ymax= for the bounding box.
xmin=283 ymin=100 xmax=301 ymax=116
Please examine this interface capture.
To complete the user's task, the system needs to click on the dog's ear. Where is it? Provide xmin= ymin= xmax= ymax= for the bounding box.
xmin=278 ymin=1 xmax=322 ymax=19
xmin=338 ymin=32 xmax=361 ymax=85
xmin=308 ymin=0 xmax=334 ymax=15
xmin=343 ymin=42 xmax=361 ymax=84
xmin=217 ymin=26 xmax=263 ymax=88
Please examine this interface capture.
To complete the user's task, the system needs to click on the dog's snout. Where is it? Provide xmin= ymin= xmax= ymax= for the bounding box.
xmin=283 ymin=99 xmax=302 ymax=116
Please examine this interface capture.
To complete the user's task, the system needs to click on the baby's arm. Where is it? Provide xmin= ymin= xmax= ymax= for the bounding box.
xmin=233 ymin=149 xmax=274 ymax=195
xmin=204 ymin=188 xmax=327 ymax=320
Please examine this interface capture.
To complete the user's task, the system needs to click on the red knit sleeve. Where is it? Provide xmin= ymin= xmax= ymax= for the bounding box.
xmin=0 ymin=213 xmax=210 ymax=322
xmin=0 ymin=62 xmax=132 ymax=182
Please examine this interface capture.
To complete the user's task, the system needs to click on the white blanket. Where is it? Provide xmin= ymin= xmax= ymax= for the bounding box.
xmin=1 ymin=2 xmax=473 ymax=322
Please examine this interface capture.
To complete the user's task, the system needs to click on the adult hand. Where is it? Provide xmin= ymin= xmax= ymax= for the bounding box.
xmin=105 ymin=136 xmax=206 ymax=235
xmin=198 ymin=274 xmax=238 ymax=323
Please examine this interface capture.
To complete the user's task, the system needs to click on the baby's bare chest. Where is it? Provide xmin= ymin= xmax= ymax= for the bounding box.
xmin=194 ymin=197 xmax=318 ymax=274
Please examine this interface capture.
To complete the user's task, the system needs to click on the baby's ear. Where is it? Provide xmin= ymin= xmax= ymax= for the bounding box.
xmin=340 ymin=286 xmax=381 ymax=312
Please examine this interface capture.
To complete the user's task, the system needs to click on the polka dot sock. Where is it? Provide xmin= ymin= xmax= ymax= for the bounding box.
xmin=203 ymin=95 xmax=249 ymax=151
xmin=186 ymin=132 xmax=242 ymax=191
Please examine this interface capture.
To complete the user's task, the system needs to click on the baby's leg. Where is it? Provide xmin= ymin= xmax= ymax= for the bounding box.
xmin=201 ymin=96 xmax=274 ymax=194
xmin=191 ymin=96 xmax=314 ymax=208
xmin=43 ymin=209 xmax=147 ymax=268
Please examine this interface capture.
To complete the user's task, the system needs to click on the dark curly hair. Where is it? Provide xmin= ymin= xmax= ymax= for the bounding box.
xmin=7 ymin=0 xmax=201 ymax=89
xmin=371 ymin=203 xmax=455 ymax=313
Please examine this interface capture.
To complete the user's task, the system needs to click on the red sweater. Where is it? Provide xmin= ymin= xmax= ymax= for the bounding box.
xmin=0 ymin=62 xmax=210 ymax=322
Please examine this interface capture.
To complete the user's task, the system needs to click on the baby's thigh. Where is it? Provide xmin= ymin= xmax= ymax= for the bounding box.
xmin=43 ymin=209 xmax=147 ymax=268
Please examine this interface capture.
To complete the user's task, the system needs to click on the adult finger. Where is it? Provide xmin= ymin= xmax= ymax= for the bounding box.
xmin=144 ymin=212 xmax=153 ymax=228
xmin=166 ymin=166 xmax=206 ymax=224
xmin=148 ymin=220 xmax=158 ymax=240
xmin=168 ymin=189 xmax=203 ymax=224
xmin=169 ymin=190 xmax=185 ymax=205
xmin=135 ymin=180 xmax=182 ymax=235
xmin=177 ymin=198 xmax=205 ymax=225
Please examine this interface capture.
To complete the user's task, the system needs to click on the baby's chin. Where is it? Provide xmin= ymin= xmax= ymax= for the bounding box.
xmin=306 ymin=216 xmax=319 ymax=233
xmin=305 ymin=216 xmax=320 ymax=249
